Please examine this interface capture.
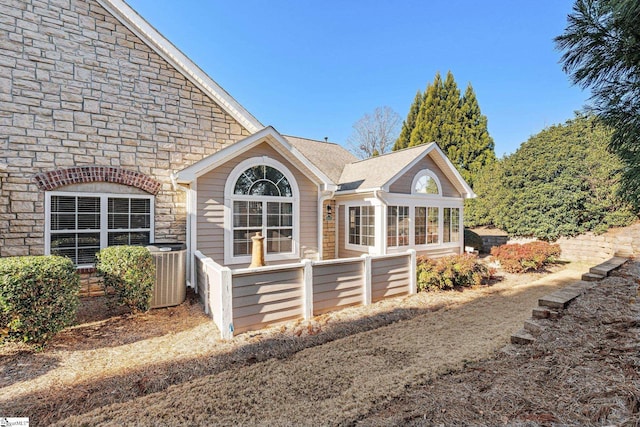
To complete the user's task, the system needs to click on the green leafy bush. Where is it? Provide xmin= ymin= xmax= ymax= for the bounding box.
xmin=416 ymin=254 xmax=492 ymax=292
xmin=490 ymin=241 xmax=561 ymax=273
xmin=465 ymin=114 xmax=636 ymax=240
xmin=0 ymin=256 xmax=80 ymax=344
xmin=95 ymin=246 xmax=155 ymax=313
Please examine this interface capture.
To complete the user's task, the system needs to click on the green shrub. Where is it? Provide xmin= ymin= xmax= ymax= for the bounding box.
xmin=95 ymin=246 xmax=155 ymax=313
xmin=464 ymin=228 xmax=483 ymax=252
xmin=0 ymin=256 xmax=80 ymax=344
xmin=490 ymin=241 xmax=561 ymax=273
xmin=464 ymin=114 xmax=636 ymax=239
xmin=416 ymin=254 xmax=492 ymax=292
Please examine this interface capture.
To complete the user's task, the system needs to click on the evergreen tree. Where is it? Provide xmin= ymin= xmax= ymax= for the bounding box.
xmin=397 ymin=71 xmax=496 ymax=186
xmin=459 ymin=84 xmax=496 ymax=185
xmin=556 ymin=0 xmax=640 ymax=211
xmin=437 ymin=70 xmax=463 ymax=155
xmin=393 ymin=90 xmax=422 ymax=151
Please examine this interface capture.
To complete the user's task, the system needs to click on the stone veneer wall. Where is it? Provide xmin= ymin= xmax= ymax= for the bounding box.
xmin=322 ymin=199 xmax=336 ymax=260
xmin=0 ymin=0 xmax=251 ymax=257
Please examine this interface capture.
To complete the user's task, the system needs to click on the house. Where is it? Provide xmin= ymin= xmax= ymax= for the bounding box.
xmin=175 ymin=127 xmax=475 ymax=271
xmin=1 ymin=0 xmax=474 ymax=335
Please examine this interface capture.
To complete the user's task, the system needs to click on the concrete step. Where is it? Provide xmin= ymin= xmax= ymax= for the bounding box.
xmin=582 ymin=272 xmax=605 ymax=282
xmin=523 ymin=319 xmax=546 ymax=336
xmin=532 ymin=307 xmax=562 ymax=320
xmin=589 ymin=257 xmax=627 ymax=277
xmin=511 ymin=329 xmax=536 ymax=345
xmin=538 ymin=280 xmax=595 ymax=310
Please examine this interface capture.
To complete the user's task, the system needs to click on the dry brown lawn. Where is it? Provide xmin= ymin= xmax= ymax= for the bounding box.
xmin=1 ymin=260 xmax=637 ymax=426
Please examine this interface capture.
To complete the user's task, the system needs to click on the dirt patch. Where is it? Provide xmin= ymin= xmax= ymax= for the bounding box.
xmin=359 ymin=263 xmax=640 ymax=426
xmin=0 ymin=262 xmax=592 ymax=426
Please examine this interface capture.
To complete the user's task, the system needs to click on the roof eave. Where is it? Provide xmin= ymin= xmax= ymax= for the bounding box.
xmin=175 ymin=127 xmax=337 ymax=191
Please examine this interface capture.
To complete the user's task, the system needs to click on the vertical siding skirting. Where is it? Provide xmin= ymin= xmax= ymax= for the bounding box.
xmin=219 ymin=268 xmax=234 ymax=339
xmin=408 ymin=249 xmax=417 ymax=294
xmin=197 ymin=250 xmax=417 ymax=338
xmin=361 ymin=254 xmax=372 ymax=305
xmin=303 ymin=259 xmax=313 ymax=320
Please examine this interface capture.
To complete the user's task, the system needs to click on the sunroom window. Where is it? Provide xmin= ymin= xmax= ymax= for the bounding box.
xmin=387 ymin=206 xmax=409 ymax=247
xmin=443 ymin=207 xmax=460 ymax=243
xmin=231 ymin=165 xmax=294 ymax=257
xmin=348 ymin=206 xmax=375 ymax=246
xmin=415 ymin=206 xmax=439 ymax=245
xmin=47 ymin=193 xmax=153 ymax=266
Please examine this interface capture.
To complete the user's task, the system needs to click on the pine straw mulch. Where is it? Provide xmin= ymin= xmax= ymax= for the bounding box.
xmin=3 ymin=261 xmax=634 ymax=426
xmin=359 ymin=262 xmax=640 ymax=426
xmin=0 ymin=262 xmax=585 ymax=426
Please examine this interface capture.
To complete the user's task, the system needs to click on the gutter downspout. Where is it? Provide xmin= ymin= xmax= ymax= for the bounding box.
xmin=171 ymin=173 xmax=196 ymax=289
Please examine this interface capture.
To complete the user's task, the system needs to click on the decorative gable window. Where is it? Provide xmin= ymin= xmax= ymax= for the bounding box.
xmin=225 ymin=159 xmax=299 ymax=264
xmin=412 ymin=169 xmax=441 ymax=195
xmin=46 ymin=192 xmax=153 ymax=267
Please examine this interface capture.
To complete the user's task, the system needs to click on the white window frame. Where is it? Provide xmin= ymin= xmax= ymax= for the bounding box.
xmin=387 ymin=205 xmax=410 ymax=248
xmin=44 ymin=191 xmax=155 ymax=268
xmin=224 ymin=156 xmax=300 ymax=265
xmin=342 ymin=200 xmax=378 ymax=253
xmin=443 ymin=207 xmax=461 ymax=244
xmin=411 ymin=169 xmax=442 ymax=196
xmin=382 ymin=192 xmax=464 ymax=254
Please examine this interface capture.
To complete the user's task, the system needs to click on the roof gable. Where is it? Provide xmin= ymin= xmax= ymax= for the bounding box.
xmin=175 ymin=127 xmax=336 ymax=190
xmin=338 ymin=144 xmax=475 ymax=198
xmin=97 ymin=0 xmax=262 ymax=133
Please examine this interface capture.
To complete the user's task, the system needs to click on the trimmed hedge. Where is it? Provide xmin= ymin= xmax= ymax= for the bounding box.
xmin=417 ymin=253 xmax=492 ymax=292
xmin=490 ymin=241 xmax=561 ymax=273
xmin=96 ymin=246 xmax=155 ymax=313
xmin=0 ymin=256 xmax=80 ymax=344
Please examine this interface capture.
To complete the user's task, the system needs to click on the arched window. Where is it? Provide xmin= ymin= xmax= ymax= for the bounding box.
xmin=233 ymin=165 xmax=292 ymax=197
xmin=412 ymin=169 xmax=441 ymax=195
xmin=225 ymin=158 xmax=299 ymax=263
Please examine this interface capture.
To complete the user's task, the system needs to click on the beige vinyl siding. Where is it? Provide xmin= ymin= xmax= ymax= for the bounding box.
xmin=197 ymin=142 xmax=319 ymax=266
xmin=232 ymin=267 xmax=304 ymax=333
xmin=371 ymin=255 xmax=410 ymax=302
xmin=389 ymin=155 xmax=460 ymax=197
xmin=337 ymin=205 xmax=367 ymax=258
xmin=312 ymin=260 xmax=364 ymax=315
xmin=416 ymin=246 xmax=461 ymax=259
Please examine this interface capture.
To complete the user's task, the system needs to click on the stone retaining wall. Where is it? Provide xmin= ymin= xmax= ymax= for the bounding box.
xmin=509 ymin=223 xmax=640 ymax=262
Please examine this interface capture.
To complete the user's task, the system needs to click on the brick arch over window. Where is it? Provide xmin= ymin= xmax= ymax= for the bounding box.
xmin=34 ymin=167 xmax=162 ymax=195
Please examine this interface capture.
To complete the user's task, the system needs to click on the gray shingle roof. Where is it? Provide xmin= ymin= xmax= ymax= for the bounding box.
xmin=338 ymin=144 xmax=435 ymax=191
xmin=284 ymin=135 xmax=357 ymax=184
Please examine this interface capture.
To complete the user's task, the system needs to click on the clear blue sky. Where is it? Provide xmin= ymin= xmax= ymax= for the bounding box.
xmin=126 ymin=0 xmax=587 ymax=157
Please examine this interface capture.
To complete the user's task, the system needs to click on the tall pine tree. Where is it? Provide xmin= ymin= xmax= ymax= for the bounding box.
xmin=393 ymin=91 xmax=422 ymax=151
xmin=458 ymin=84 xmax=496 ymax=185
xmin=408 ymin=72 xmax=443 ymax=148
xmin=395 ymin=71 xmax=496 ymax=186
